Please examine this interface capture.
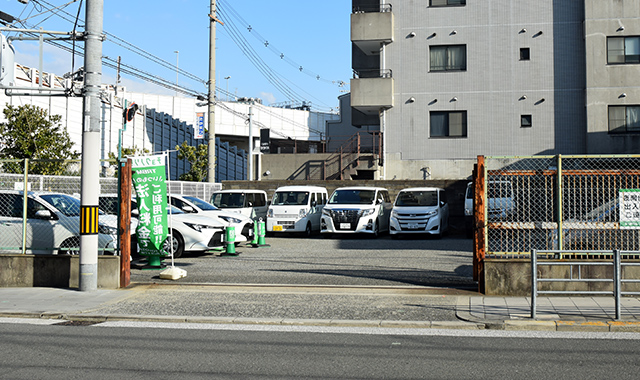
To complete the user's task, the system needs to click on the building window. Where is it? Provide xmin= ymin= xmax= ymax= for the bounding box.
xmin=430 ymin=111 xmax=468 ymax=137
xmin=430 ymin=45 xmax=467 ymax=71
xmin=609 ymin=105 xmax=640 ymax=133
xmin=430 ymin=0 xmax=466 ymax=6
xmin=521 ymin=115 xmax=532 ymax=128
xmin=608 ymin=36 xmax=640 ymax=64
xmin=520 ymin=47 xmax=530 ymax=61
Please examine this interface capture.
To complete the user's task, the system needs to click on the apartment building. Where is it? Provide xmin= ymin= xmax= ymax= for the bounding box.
xmin=349 ymin=0 xmax=639 ymax=180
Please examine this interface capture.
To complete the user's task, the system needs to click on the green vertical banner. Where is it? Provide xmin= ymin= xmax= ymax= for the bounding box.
xmin=131 ymin=154 xmax=169 ymax=256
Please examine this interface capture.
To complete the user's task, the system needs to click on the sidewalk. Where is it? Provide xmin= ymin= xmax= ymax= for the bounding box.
xmin=1 ymin=284 xmax=640 ymax=332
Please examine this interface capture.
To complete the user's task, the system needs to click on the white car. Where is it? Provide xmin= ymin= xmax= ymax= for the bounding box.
xmin=266 ymin=185 xmax=328 ymax=236
xmin=210 ymin=189 xmax=269 ymax=221
xmin=0 ymin=191 xmax=117 ymax=255
xmin=98 ymin=194 xmax=225 ymax=258
xmin=389 ymin=187 xmax=449 ymax=238
xmin=321 ymin=187 xmax=392 ymax=237
xmin=168 ymin=194 xmax=254 ymax=244
xmin=160 ymin=205 xmax=226 ymax=258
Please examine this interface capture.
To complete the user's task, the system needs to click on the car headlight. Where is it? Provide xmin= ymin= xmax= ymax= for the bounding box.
xmin=360 ymin=208 xmax=375 ymax=217
xmin=267 ymin=209 xmax=274 ymax=218
xmin=322 ymin=208 xmax=332 ymax=216
xmin=219 ymin=215 xmax=243 ymax=224
xmin=98 ymin=224 xmax=117 ymax=236
xmin=391 ymin=210 xmax=399 ymax=218
xmin=426 ymin=210 xmax=438 ymax=217
xmin=464 ymin=208 xmax=473 ymax=216
xmin=298 ymin=208 xmax=308 ymax=218
xmin=184 ymin=222 xmax=217 ymax=232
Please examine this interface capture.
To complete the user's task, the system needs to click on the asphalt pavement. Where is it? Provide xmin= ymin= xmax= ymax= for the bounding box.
xmin=1 ymin=235 xmax=640 ymax=332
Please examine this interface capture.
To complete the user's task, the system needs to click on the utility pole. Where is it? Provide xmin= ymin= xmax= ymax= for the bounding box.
xmin=248 ymin=104 xmax=253 ymax=181
xmin=79 ymin=0 xmax=103 ymax=291
xmin=207 ymin=0 xmax=220 ymax=183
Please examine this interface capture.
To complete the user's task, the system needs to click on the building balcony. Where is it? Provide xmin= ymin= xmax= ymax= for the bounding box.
xmin=351 ymin=4 xmax=394 ymax=56
xmin=350 ymin=69 xmax=394 ymax=115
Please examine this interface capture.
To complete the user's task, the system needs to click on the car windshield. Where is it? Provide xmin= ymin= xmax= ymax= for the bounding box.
xmin=272 ymin=191 xmax=309 ymax=206
xmin=211 ymin=193 xmax=245 ymax=208
xmin=395 ymin=190 xmax=438 ymax=207
xmin=39 ymin=193 xmax=84 ymax=217
xmin=328 ymin=189 xmax=376 ymax=205
xmin=183 ymin=195 xmax=218 ymax=211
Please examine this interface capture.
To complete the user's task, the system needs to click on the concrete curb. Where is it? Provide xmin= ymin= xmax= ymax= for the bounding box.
xmin=454 ymin=297 xmax=640 ymax=332
xmin=5 ymin=311 xmax=640 ymax=332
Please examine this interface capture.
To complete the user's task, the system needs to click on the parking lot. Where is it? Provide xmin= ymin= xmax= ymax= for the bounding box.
xmin=131 ymin=234 xmax=476 ymax=290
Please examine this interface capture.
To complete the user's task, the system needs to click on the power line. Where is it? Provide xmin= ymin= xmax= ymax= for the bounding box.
xmin=218 ymin=0 xmax=347 ymax=89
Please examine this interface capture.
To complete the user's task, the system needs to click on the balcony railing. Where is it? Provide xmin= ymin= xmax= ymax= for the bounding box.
xmin=353 ymin=69 xmax=392 ymax=79
xmin=352 ymin=4 xmax=392 ymax=13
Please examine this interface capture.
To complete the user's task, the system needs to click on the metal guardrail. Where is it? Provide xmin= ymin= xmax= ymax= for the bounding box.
xmin=531 ymin=249 xmax=640 ymax=320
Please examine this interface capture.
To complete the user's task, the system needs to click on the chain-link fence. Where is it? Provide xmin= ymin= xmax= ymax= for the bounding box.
xmin=476 ymin=155 xmax=640 ymax=259
xmin=0 ymin=159 xmax=222 ymax=255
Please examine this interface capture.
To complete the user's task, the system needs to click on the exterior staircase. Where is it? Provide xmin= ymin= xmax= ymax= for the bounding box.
xmin=309 ymin=132 xmax=382 ymax=180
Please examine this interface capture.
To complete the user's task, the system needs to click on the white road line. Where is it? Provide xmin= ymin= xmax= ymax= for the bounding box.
xmin=95 ymin=321 xmax=640 ymax=340
xmin=0 ymin=318 xmax=68 ymax=325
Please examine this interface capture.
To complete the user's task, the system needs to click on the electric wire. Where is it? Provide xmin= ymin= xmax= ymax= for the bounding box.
xmin=217 ymin=5 xmax=305 ymax=104
xmin=7 ymin=0 xmax=329 ymax=136
xmin=218 ymin=0 xmax=347 ymax=89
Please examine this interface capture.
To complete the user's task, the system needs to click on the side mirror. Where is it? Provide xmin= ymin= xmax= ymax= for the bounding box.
xmin=311 ymin=200 xmax=317 ymax=208
xmin=131 ymin=209 xmax=139 ymax=217
xmin=182 ymin=205 xmax=195 ymax=213
xmin=34 ymin=210 xmax=53 ymax=220
xmin=247 ymin=201 xmax=253 ymax=207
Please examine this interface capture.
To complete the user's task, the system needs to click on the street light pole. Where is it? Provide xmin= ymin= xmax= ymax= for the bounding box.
xmin=224 ymin=76 xmax=230 ymax=101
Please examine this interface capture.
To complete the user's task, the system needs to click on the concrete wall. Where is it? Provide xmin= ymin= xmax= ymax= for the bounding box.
xmin=0 ymin=255 xmax=120 ymax=289
xmin=377 ymin=1 xmax=587 ymax=177
xmin=484 ymin=258 xmax=640 ymax=296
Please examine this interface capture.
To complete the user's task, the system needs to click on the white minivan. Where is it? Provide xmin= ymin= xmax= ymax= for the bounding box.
xmin=321 ymin=186 xmax=392 ymax=237
xmin=210 ymin=189 xmax=269 ymax=221
xmin=390 ymin=187 xmax=449 ymax=238
xmin=266 ymin=186 xmax=328 ymax=235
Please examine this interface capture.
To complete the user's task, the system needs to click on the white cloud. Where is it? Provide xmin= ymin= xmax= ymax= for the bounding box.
xmin=259 ymin=92 xmax=276 ymax=105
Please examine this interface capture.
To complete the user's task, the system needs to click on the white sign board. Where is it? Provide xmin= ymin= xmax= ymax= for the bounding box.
xmin=620 ymin=189 xmax=640 ymax=229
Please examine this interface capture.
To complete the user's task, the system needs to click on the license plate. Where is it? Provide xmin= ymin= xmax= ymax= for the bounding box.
xmin=407 ymin=223 xmax=419 ymax=229
xmin=340 ymin=223 xmax=351 ymax=229
xmin=273 ymin=225 xmax=283 ymax=231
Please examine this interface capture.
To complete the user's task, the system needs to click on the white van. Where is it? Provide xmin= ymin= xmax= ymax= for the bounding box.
xmin=210 ymin=189 xmax=269 ymax=221
xmin=464 ymin=180 xmax=515 ymax=236
xmin=390 ymin=187 xmax=449 ymax=238
xmin=266 ymin=186 xmax=328 ymax=235
xmin=321 ymin=186 xmax=392 ymax=237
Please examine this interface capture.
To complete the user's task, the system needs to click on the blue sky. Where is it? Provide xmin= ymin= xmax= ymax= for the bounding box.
xmin=1 ymin=0 xmax=352 ymax=112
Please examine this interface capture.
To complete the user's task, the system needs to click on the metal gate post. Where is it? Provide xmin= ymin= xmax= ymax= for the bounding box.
xmin=614 ymin=249 xmax=621 ymax=320
xmin=556 ymin=155 xmax=563 ymax=257
xmin=531 ymin=249 xmax=537 ymax=319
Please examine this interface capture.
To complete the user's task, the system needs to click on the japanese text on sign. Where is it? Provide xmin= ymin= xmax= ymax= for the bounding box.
xmin=620 ymin=189 xmax=640 ymax=229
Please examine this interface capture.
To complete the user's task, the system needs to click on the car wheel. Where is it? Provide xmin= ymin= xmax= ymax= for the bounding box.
xmin=163 ymin=231 xmax=185 ymax=258
xmin=373 ymin=221 xmax=380 ymax=238
xmin=58 ymin=236 xmax=80 ymax=255
xmin=304 ymin=222 xmax=312 ymax=237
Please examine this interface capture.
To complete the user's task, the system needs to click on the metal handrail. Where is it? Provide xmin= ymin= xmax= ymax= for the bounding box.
xmin=352 ymin=69 xmax=393 ymax=79
xmin=352 ymin=4 xmax=392 ymax=13
xmin=530 ymin=249 xmax=640 ymax=320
